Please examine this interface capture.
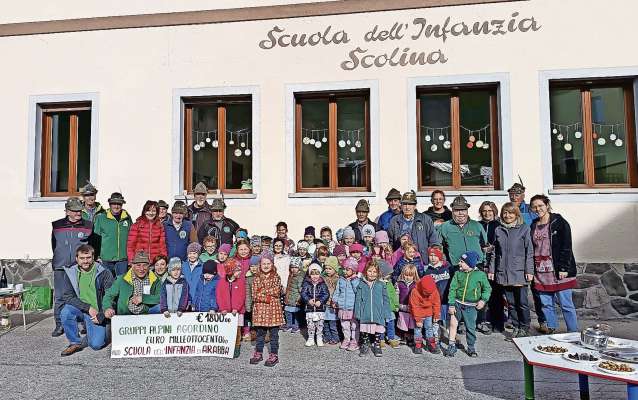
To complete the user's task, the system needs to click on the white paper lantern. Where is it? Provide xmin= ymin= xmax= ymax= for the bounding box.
xmin=303 ymin=137 xmax=310 ymax=145
xmin=598 ymin=138 xmax=606 ymax=146
xmin=425 ymin=135 xmax=431 ymax=142
xmin=205 ymin=137 xmax=211 ymax=143
xmin=552 ymin=128 xmax=558 ymax=134
xmin=240 ymin=142 xmax=246 ymax=148
xmin=610 ymin=134 xmax=617 ymax=141
xmin=476 ymin=140 xmax=484 ymax=148
xmin=322 ymin=137 xmax=328 ymax=143
xmin=346 ymin=140 xmax=351 ymax=145
xmin=234 ymin=149 xmax=242 ymax=157
xmin=615 ymin=139 xmax=624 ymax=147
xmin=314 ymin=141 xmax=322 ymax=148
xmin=212 ymin=140 xmax=219 ymax=148
xmin=310 ymin=138 xmax=316 ymax=145
xmin=430 ymin=144 xmax=438 ymax=152
xmin=564 ymin=143 xmax=572 ymax=151
xmin=443 ymin=141 xmax=451 ymax=149
xmin=483 ymin=143 xmax=490 ymax=150
xmin=229 ymin=139 xmax=235 ymax=145
xmin=245 ymin=149 xmax=251 ymax=156
xmin=338 ymin=140 xmax=346 ymax=148
xmin=574 ymin=131 xmax=582 ymax=139
xmin=199 ymin=141 xmax=205 ymax=147
xmin=557 ymin=134 xmax=564 ymax=141
xmin=355 ymin=140 xmax=362 ymax=148
xmin=350 ymin=146 xmax=356 ymax=153
xmin=438 ymin=135 xmax=445 ymax=141
xmin=194 ymin=144 xmax=201 ymax=151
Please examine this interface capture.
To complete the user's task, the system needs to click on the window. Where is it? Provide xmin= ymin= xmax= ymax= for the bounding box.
xmin=416 ymin=86 xmax=500 ymax=190
xmin=39 ymin=102 xmax=92 ymax=196
xmin=295 ymin=90 xmax=370 ymax=192
xmin=183 ymin=96 xmax=253 ymax=193
xmin=549 ymin=80 xmax=637 ymax=188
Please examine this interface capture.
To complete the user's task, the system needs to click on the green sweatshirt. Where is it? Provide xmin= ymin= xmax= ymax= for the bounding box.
xmin=93 ymin=209 xmax=132 ymax=261
xmin=384 ymin=279 xmax=400 ymax=313
xmin=448 ymin=269 xmax=492 ymax=305
xmin=102 ymin=269 xmax=161 ymax=315
xmin=439 ymin=219 xmax=487 ymax=265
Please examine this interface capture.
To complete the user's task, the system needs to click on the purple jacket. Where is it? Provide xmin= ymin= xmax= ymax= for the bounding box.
xmin=396 ymin=280 xmax=416 ymax=312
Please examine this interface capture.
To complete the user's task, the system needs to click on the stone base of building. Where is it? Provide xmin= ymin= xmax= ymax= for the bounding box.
xmin=2 ymin=259 xmax=637 ymax=319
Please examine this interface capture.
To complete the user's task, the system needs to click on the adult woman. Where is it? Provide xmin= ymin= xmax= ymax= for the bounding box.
xmin=488 ymin=203 xmax=534 ymax=339
xmin=478 ymin=201 xmax=500 ymax=251
xmin=424 ymin=190 xmax=453 ymax=226
xmin=529 ymin=194 xmax=578 ymax=333
xmin=152 ymin=255 xmax=169 ymax=283
xmin=126 ymin=200 xmax=167 ymax=263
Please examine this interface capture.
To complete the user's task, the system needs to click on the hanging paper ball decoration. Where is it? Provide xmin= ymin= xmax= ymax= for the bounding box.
xmin=200 ymin=141 xmax=205 ymax=147
xmin=338 ymin=140 xmax=346 ymax=148
xmin=610 ymin=134 xmax=617 ymax=141
xmin=355 ymin=140 xmax=362 ymax=148
xmin=615 ymin=139 xmax=623 ymax=147
xmin=194 ymin=144 xmax=201 ymax=151
xmin=212 ymin=140 xmax=219 ymax=148
xmin=564 ymin=143 xmax=572 ymax=151
xmin=347 ymin=140 xmax=351 ymax=145
xmin=229 ymin=139 xmax=235 ymax=145
xmin=205 ymin=137 xmax=211 ymax=143
xmin=574 ymin=131 xmax=582 ymax=139
xmin=430 ymin=144 xmax=438 ymax=152
xmin=245 ymin=149 xmax=251 ymax=156
xmin=310 ymin=138 xmax=316 ymax=145
xmin=592 ymin=132 xmax=598 ymax=139
xmin=425 ymin=135 xmax=431 ymax=142
xmin=443 ymin=141 xmax=451 ymax=149
xmin=476 ymin=140 xmax=484 ymax=148
xmin=552 ymin=128 xmax=558 ymax=134
xmin=314 ymin=141 xmax=322 ymax=149
xmin=557 ymin=134 xmax=564 ymax=141
xmin=483 ymin=143 xmax=490 ymax=150
xmin=469 ymin=135 xmax=476 ymax=143
xmin=322 ymin=137 xmax=328 ymax=143
xmin=240 ymin=142 xmax=246 ymax=148
xmin=303 ymin=137 xmax=310 ymax=145
xmin=598 ymin=137 xmax=606 ymax=146
xmin=350 ymin=146 xmax=356 ymax=153
xmin=438 ymin=135 xmax=445 ymax=141
xmin=234 ymin=149 xmax=242 ymax=157
xmin=466 ymin=142 xmax=474 ymax=149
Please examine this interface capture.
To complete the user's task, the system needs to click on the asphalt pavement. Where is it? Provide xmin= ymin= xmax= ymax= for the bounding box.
xmin=0 ymin=312 xmax=635 ymax=400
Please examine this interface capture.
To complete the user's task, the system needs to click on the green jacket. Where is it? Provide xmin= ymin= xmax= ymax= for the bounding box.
xmin=448 ymin=269 xmax=492 ymax=305
xmin=439 ymin=219 xmax=488 ymax=265
xmin=93 ymin=209 xmax=132 ymax=261
xmin=383 ymin=279 xmax=399 ymax=313
xmin=82 ymin=202 xmax=105 ymax=222
xmin=102 ymin=269 xmax=161 ymax=315
xmin=245 ymin=271 xmax=255 ymax=312
xmin=284 ymin=272 xmax=305 ymax=307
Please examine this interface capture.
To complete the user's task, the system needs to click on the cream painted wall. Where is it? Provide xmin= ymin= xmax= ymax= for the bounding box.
xmin=1 ymin=0 xmax=637 ymax=261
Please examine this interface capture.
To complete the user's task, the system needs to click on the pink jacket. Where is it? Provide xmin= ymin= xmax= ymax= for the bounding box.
xmin=216 ymin=275 xmax=246 ymax=314
xmin=356 ymin=255 xmax=370 ymax=273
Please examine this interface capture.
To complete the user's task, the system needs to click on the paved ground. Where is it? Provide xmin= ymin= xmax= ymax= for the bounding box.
xmin=0 ymin=311 xmax=635 ymax=400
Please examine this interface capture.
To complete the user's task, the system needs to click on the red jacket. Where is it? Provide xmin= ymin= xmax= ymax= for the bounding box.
xmin=216 ymin=275 xmax=246 ymax=314
xmin=126 ymin=216 xmax=167 ymax=262
xmin=409 ymin=275 xmax=441 ymax=321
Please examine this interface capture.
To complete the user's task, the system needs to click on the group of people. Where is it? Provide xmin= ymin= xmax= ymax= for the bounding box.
xmin=50 ymin=180 xmax=579 ymax=367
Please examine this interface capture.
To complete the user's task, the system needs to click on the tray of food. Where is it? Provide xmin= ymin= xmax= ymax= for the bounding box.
xmin=534 ymin=344 xmax=568 ymax=355
xmin=597 ymin=361 xmax=637 ymax=376
xmin=606 ymin=339 xmax=635 ymax=349
xmin=600 ymin=350 xmax=638 ymax=364
xmin=563 ymin=352 xmax=599 ymax=364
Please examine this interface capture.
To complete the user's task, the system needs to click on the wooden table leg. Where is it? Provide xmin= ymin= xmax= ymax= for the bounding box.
xmin=628 ymin=383 xmax=638 ymax=400
xmin=578 ymin=374 xmax=589 ymax=400
xmin=524 ymin=357 xmax=534 ymax=400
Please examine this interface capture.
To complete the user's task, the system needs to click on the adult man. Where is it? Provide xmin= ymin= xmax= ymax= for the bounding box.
xmin=59 ymin=245 xmax=114 ymax=356
xmin=439 ymin=196 xmax=488 ymax=267
xmin=51 ymin=197 xmax=94 ymax=337
xmin=187 ymin=182 xmax=212 ymax=233
xmin=387 ymin=191 xmax=440 ymax=256
xmin=80 ymin=182 xmax=105 ymax=222
xmin=102 ymin=250 xmax=162 ymax=317
xmin=157 ymin=200 xmax=172 ymax=224
xmin=376 ymin=188 xmax=402 ymax=231
xmin=92 ymin=192 xmax=131 ymax=277
xmin=164 ymin=201 xmax=197 ymax=261
xmin=508 ymin=180 xmax=537 ymax=226
xmin=275 ymin=221 xmax=296 ymax=253
xmin=196 ymin=198 xmax=240 ymax=246
xmin=348 ymin=199 xmax=380 ymax=244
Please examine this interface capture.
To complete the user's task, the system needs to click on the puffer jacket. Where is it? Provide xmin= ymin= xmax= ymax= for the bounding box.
xmin=384 ymin=279 xmax=399 ymax=313
xmin=126 ymin=216 xmax=167 ymax=262
xmin=300 ymin=276 xmax=330 ymax=313
xmin=160 ymin=276 xmax=190 ymax=313
xmin=409 ymin=275 xmax=441 ymax=320
xmin=192 ymin=275 xmax=220 ymax=312
xmin=163 ymin=219 xmax=197 ymax=262
xmin=284 ymin=271 xmax=305 ymax=307
xmin=216 ymin=275 xmax=246 ymax=314
xmin=251 ymin=270 xmax=284 ymax=327
xmin=489 ymin=223 xmax=534 ymax=286
xmin=354 ymin=279 xmax=392 ymax=325
xmin=245 ymin=271 xmax=256 ymax=312
xmin=333 ymin=276 xmax=360 ymax=311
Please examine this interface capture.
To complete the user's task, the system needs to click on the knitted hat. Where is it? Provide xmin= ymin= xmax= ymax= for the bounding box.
xmin=224 ymin=259 xmax=241 ymax=276
xmin=362 ymin=224 xmax=375 ymax=238
xmin=355 ymin=199 xmax=370 ymax=212
xmin=194 ymin=182 xmax=208 ymax=194
xmin=324 ymin=256 xmax=339 ymax=271
xmin=289 ymin=256 xmax=302 ymax=269
xmin=80 ymin=182 xmax=98 ymax=196
xmin=171 ymin=201 xmax=187 ymax=214
xmin=131 ymin=250 xmax=150 ymax=265
xmin=304 ymin=226 xmax=315 ymax=236
xmin=400 ymin=230 xmax=412 ymax=240
xmin=65 ymin=197 xmax=84 ymax=212
xmin=218 ymin=243 xmax=231 ymax=255
xmin=343 ymin=257 xmax=358 ymax=272
xmin=333 ymin=244 xmax=347 ymax=257
xmin=385 ymin=188 xmax=401 ymax=201
xmin=203 ymin=260 xmax=218 ymax=275
xmin=378 ymin=260 xmax=393 ymax=277
xmin=250 ymin=255 xmax=261 ymax=266
xmin=335 ymin=228 xmax=344 ymax=242
xmin=460 ymin=251 xmax=480 ymax=269
xmin=261 ymin=251 xmax=274 ymax=262
xmin=168 ymin=257 xmax=182 ymax=272
xmin=308 ymin=263 xmax=323 ymax=274
xmin=401 ymin=190 xmax=417 ymax=205
xmin=107 ymin=192 xmax=126 ymax=205
xmin=250 ymin=235 xmax=262 ymax=246
xmin=157 ymin=200 xmax=169 ymax=209
xmin=349 ymin=243 xmax=364 ymax=254
xmin=187 ymin=242 xmax=202 ymax=254
xmin=374 ymin=230 xmax=389 ymax=244
xmin=342 ymin=226 xmax=356 ymax=239
xmin=297 ymin=241 xmax=309 ymax=250
xmin=450 ymin=195 xmax=471 ymax=210
xmin=428 ymin=246 xmax=444 ymax=261
xmin=237 ymin=230 xmax=248 ymax=239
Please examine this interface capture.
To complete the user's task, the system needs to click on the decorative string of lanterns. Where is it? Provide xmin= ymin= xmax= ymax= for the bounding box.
xmin=192 ymin=128 xmax=252 ymax=157
xmin=551 ymin=122 xmax=624 ymax=151
xmin=420 ymin=125 xmax=491 ymax=152
xmin=301 ymin=128 xmax=364 ymax=153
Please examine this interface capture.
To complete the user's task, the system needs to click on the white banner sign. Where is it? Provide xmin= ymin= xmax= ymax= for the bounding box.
xmin=110 ymin=312 xmax=238 ymax=359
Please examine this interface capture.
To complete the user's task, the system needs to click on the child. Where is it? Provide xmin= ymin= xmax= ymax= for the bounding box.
xmin=374 ymin=231 xmax=394 ymax=263
xmin=319 ymin=226 xmax=337 ymax=254
xmin=322 ymin=256 xmax=341 ymax=345
xmin=361 ymin=224 xmax=376 ymax=255
xmin=396 ymin=263 xmax=418 ymax=345
xmin=424 ymin=246 xmax=453 ymax=331
xmin=181 ymin=242 xmax=203 ymax=303
xmin=409 ymin=274 xmax=441 ymax=354
xmin=445 ymin=251 xmax=492 ymax=358
xmin=393 ymin=242 xmax=425 ymax=283
xmin=312 ymin=246 xmax=329 ymax=268
xmin=342 ymin=226 xmax=356 ymax=247
xmin=333 ymin=244 xmax=348 ymax=266
xmin=349 ymin=243 xmax=368 ymax=274
xmin=296 ymin=240 xmax=312 ymax=265
xmin=243 ymin=255 xmax=261 ymax=341
xmin=234 ymin=239 xmax=252 ymax=276
xmin=303 ymin=226 xmax=317 ymax=255
xmin=199 ymin=235 xmax=217 ymax=263
xmin=250 ymin=254 xmax=284 ymax=367
xmin=283 ymin=256 xmax=304 ymax=333
xmin=335 ymin=228 xmax=344 ymax=245
xmin=160 ymin=257 xmax=190 ymax=316
xmin=260 ymin=236 xmax=273 ymax=250
xmin=216 ymin=259 xmax=246 ymax=358
xmin=300 ymin=263 xmax=330 ymax=347
xmin=273 ymin=238 xmax=291 ymax=289
xmin=333 ymin=257 xmax=360 ymax=351
xmin=249 ymin=235 xmax=262 ymax=256
xmin=355 ymin=260 xmax=392 ymax=357
xmin=379 ymin=260 xmax=400 ymax=348
xmin=390 ymin=232 xmax=419 ymax=266
xmin=192 ymin=260 xmax=220 ymax=313
xmin=216 ymin=243 xmax=231 ymax=273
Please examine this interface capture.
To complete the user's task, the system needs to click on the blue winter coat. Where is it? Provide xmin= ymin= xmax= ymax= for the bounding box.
xmin=181 ymin=260 xmax=203 ymax=303
xmin=392 ymin=255 xmax=426 ymax=283
xmin=164 ymin=220 xmax=195 ymax=261
xmin=333 ymin=276 xmax=360 ymax=311
xmin=192 ymin=275 xmax=220 ymax=312
xmin=519 ymin=202 xmax=538 ymax=226
xmin=377 ymin=208 xmax=400 ymax=231
xmin=354 ymin=279 xmax=392 ymax=325
xmin=300 ymin=276 xmax=330 ymax=313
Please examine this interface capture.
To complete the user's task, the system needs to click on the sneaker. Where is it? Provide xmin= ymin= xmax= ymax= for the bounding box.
xmin=505 ymin=328 xmax=520 ymax=342
xmin=467 ymin=348 xmax=478 ymax=357
xmin=517 ymin=329 xmax=529 ymax=338
xmin=249 ymin=351 xmax=263 ymax=364
xmin=347 ymin=340 xmax=359 ymax=352
xmin=264 ymin=353 xmax=279 ymax=367
xmin=388 ymin=339 xmax=400 ymax=349
xmin=280 ymin=325 xmax=291 ymax=332
xmin=477 ymin=323 xmax=492 ymax=335
xmin=305 ymin=337 xmax=315 ymax=347
xmin=372 ymin=343 xmax=383 ymax=357
xmin=316 ymin=336 xmax=324 ymax=347
xmin=51 ymin=325 xmax=64 ymax=337
xmin=413 ymin=345 xmax=423 ymax=354
xmin=290 ymin=327 xmax=300 ymax=334
xmin=426 ymin=338 xmax=441 ymax=354
xmin=60 ymin=344 xmax=83 ymax=357
xmin=457 ymin=325 xmax=466 ymax=335
xmin=340 ymin=341 xmax=349 ymax=350
xmin=379 ymin=340 xmax=386 ymax=349
xmin=444 ymin=344 xmax=457 ymax=357
xmin=359 ymin=343 xmax=369 ymax=356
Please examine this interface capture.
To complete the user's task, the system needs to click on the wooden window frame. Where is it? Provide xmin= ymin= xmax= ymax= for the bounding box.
xmin=183 ymin=96 xmax=253 ymax=195
xmin=40 ymin=102 xmax=92 ymax=197
xmin=294 ymin=90 xmax=371 ymax=193
xmin=416 ymin=85 xmax=500 ymax=191
xmin=549 ymin=80 xmax=638 ymax=189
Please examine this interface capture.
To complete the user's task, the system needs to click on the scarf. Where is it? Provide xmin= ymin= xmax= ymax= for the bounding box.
xmin=128 ymin=274 xmax=150 ymax=314
xmin=501 ymin=221 xmax=519 ymax=229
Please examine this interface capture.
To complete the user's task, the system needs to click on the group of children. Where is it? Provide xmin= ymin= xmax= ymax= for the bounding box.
xmin=151 ymin=224 xmax=492 ymax=367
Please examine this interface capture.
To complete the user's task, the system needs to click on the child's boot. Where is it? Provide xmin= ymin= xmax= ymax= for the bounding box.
xmin=242 ymin=326 xmax=251 ymax=342
xmin=249 ymin=351 xmax=263 ymax=364
xmin=444 ymin=343 xmax=457 ymax=357
xmin=372 ymin=334 xmax=383 ymax=357
xmin=388 ymin=339 xmax=400 ymax=348
xmin=305 ymin=335 xmax=315 ymax=347
xmin=264 ymin=353 xmax=279 ymax=367
xmin=316 ymin=333 xmax=324 ymax=347
xmin=359 ymin=334 xmax=370 ymax=356
xmin=467 ymin=346 xmax=478 ymax=357
xmin=347 ymin=339 xmax=359 ymax=351
xmin=413 ymin=338 xmax=423 ymax=354
xmin=426 ymin=337 xmax=441 ymax=354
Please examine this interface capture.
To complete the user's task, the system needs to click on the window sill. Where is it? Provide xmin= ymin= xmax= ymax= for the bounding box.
xmin=417 ymin=190 xmax=508 ymax=198
xmin=288 ymin=192 xmax=376 ymax=199
xmin=549 ymin=188 xmax=638 ymax=195
xmin=28 ymin=196 xmax=68 ymax=203
xmin=547 ymin=188 xmax=638 ymax=203
xmin=175 ymin=193 xmax=256 ymax=200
